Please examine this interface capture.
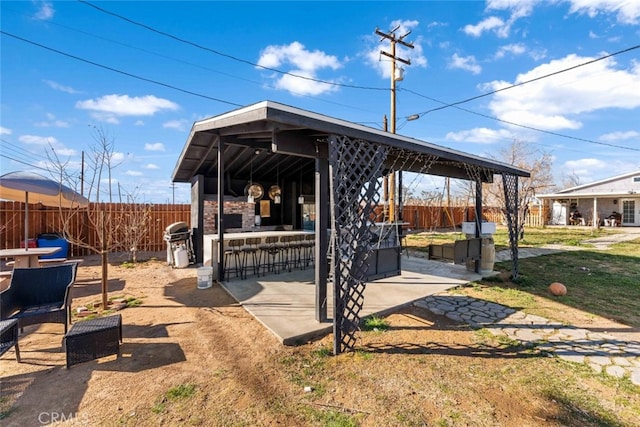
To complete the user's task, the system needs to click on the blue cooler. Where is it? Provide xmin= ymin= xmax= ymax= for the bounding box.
xmin=37 ymin=233 xmax=69 ymax=259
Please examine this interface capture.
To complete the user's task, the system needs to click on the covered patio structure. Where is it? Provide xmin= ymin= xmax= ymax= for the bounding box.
xmin=172 ymin=101 xmax=530 ymax=354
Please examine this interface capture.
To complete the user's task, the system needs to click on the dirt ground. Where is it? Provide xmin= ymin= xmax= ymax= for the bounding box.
xmin=1 ymin=252 xmax=638 ymax=426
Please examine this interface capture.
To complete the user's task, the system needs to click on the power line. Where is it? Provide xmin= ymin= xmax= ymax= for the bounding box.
xmin=0 ymin=153 xmax=49 ymax=172
xmin=78 ymin=0 xmax=387 ymax=92
xmin=400 ymin=88 xmax=640 ymax=152
xmin=0 ymin=17 xmax=382 ymax=117
xmin=1 ymin=31 xmax=244 ymax=108
xmin=407 ymin=44 xmax=640 ymax=118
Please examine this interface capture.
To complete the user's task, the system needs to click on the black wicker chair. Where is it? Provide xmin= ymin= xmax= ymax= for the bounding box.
xmin=0 ymin=263 xmax=77 ymax=335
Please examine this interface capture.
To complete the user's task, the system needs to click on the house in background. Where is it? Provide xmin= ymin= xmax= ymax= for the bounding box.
xmin=537 ymin=170 xmax=640 ymax=227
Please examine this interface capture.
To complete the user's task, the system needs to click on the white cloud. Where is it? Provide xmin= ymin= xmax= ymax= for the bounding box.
xmin=18 ymin=134 xmax=77 ymax=157
xmin=43 ymin=80 xmax=80 ymax=94
xmin=494 ymin=43 xmax=526 ymax=59
xmin=163 ymin=119 xmax=189 ymax=131
xmin=0 ymin=127 xmax=11 ymax=135
xmin=448 ymin=53 xmax=482 ymax=75
xmin=486 ymin=0 xmax=537 ymax=19
xmin=76 ymin=95 xmax=179 ymax=121
xmin=463 ymin=16 xmax=506 ymax=38
xmin=486 ymin=54 xmax=640 ymax=131
xmin=125 ymin=170 xmax=143 ymax=177
xmin=464 ymin=0 xmax=537 ymax=38
xmin=566 ymin=0 xmax=640 ymax=25
xmin=34 ymin=113 xmax=69 ymax=128
xmin=561 ymin=158 xmax=610 ymax=180
xmin=18 ymin=134 xmax=58 ymax=146
xmin=144 ymin=163 xmax=160 ymax=170
xmin=445 ymin=127 xmax=514 ymax=144
xmin=599 ymin=130 xmax=640 ymax=141
xmin=144 ymin=143 xmax=165 ymax=152
xmin=134 ymin=120 xmax=145 ymax=126
xmin=54 ymin=147 xmax=76 ymax=157
xmin=428 ymin=21 xmax=448 ymax=29
xmin=257 ymin=41 xmax=342 ymax=96
xmin=33 ymin=1 xmax=54 ymax=20
xmin=111 ymin=152 xmax=126 ymax=163
xmin=364 ymin=20 xmax=428 ymax=80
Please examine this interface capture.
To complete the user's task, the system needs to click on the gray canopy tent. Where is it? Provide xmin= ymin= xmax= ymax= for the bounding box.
xmin=172 ymin=101 xmax=530 ymax=354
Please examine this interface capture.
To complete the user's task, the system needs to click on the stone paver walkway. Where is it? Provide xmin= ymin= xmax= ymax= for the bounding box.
xmin=415 ymin=294 xmax=640 ymax=386
xmin=410 ymin=227 xmax=640 ymax=385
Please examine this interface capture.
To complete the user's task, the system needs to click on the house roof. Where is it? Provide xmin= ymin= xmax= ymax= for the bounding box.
xmin=537 ymin=169 xmax=640 ymax=199
xmin=172 ymin=101 xmax=530 ymax=184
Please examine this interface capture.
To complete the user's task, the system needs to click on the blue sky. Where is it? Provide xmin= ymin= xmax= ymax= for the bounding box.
xmin=1 ymin=0 xmax=639 ymax=204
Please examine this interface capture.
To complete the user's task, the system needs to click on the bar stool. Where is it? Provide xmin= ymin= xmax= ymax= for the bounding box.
xmin=259 ymin=236 xmax=283 ymax=276
xmin=242 ymin=237 xmax=262 ymax=278
xmin=224 ymin=239 xmax=245 ymax=280
xmin=301 ymin=234 xmax=315 ymax=268
xmin=289 ymin=234 xmax=305 ymax=270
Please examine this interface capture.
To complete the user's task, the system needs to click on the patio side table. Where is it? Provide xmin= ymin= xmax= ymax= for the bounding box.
xmin=65 ymin=314 xmax=122 ymax=368
xmin=0 ymin=318 xmax=20 ymax=362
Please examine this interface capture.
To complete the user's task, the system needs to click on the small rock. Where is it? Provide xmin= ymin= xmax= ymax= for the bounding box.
xmin=303 ymin=386 xmax=313 ymax=393
xmin=77 ymin=306 xmax=88 ymax=313
xmin=76 ymin=310 xmax=97 ymax=317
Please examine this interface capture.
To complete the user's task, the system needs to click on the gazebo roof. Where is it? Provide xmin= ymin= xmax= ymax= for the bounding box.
xmin=172 ymin=100 xmax=530 ymax=184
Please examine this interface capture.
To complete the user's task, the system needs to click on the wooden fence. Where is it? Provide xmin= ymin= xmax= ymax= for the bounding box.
xmin=0 ymin=201 xmax=190 ymax=256
xmin=1 ymin=201 xmax=549 ymax=255
xmin=373 ymin=204 xmax=549 ymax=230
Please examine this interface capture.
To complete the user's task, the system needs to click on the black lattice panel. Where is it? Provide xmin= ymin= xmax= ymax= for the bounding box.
xmin=329 ymin=135 xmax=388 ymax=354
xmin=502 ymin=174 xmax=520 ymax=279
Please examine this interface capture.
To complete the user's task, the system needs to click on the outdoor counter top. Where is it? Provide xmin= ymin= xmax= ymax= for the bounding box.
xmin=203 ymin=230 xmax=314 ymax=268
xmin=206 ymin=230 xmax=313 ymax=241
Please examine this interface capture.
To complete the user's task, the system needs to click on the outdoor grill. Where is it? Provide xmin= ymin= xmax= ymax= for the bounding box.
xmin=163 ymin=221 xmax=195 ymax=268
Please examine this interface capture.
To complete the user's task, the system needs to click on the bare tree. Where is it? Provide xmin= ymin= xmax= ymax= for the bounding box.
xmin=49 ymin=126 xmax=125 ymax=310
xmin=561 ymin=170 xmax=582 ymax=189
xmin=484 ymin=139 xmax=555 ymax=239
xmin=115 ymin=187 xmax=153 ymax=263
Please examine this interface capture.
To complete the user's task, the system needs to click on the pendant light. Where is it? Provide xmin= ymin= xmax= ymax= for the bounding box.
xmin=247 ymin=154 xmax=254 ymax=203
xmin=274 ymin=165 xmax=281 ymax=204
xmin=298 ymin=169 xmax=304 ymax=204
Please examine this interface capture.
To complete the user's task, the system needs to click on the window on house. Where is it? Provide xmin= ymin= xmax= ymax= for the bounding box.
xmin=633 ymin=176 xmax=640 ymax=182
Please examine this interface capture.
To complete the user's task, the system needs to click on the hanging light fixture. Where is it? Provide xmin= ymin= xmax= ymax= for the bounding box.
xmin=298 ymin=169 xmax=304 ymax=204
xmin=247 ymin=154 xmax=254 ymax=203
xmin=268 ymin=163 xmax=282 ymax=204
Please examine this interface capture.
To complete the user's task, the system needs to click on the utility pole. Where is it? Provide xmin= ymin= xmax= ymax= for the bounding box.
xmin=80 ymin=151 xmax=85 ymax=197
xmin=376 ymin=25 xmax=413 ymax=222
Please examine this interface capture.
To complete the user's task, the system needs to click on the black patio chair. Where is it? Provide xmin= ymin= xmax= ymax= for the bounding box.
xmin=0 ymin=263 xmax=77 ymax=335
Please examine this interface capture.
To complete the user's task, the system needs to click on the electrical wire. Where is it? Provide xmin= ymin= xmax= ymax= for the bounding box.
xmin=88 ymin=0 xmax=640 ymax=140
xmin=407 ymin=44 xmax=640 ymax=118
xmin=1 ymin=31 xmax=244 ymax=108
xmin=78 ymin=0 xmax=388 ymax=92
xmin=400 ymin=88 xmax=640 ymax=152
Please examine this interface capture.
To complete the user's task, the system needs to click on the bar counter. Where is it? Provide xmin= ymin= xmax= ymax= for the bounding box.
xmin=203 ymin=230 xmax=314 ymax=268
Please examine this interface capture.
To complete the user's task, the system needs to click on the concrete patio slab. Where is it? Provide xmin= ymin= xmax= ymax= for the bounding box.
xmin=220 ymin=256 xmax=485 ymax=345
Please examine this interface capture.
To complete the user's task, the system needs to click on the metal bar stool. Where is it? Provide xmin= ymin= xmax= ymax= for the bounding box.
xmin=301 ymin=234 xmax=315 ymax=268
xmin=224 ymin=239 xmax=245 ymax=280
xmin=259 ymin=236 xmax=283 ymax=276
xmin=289 ymin=234 xmax=305 ymax=270
xmin=242 ymin=237 xmax=262 ymax=278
